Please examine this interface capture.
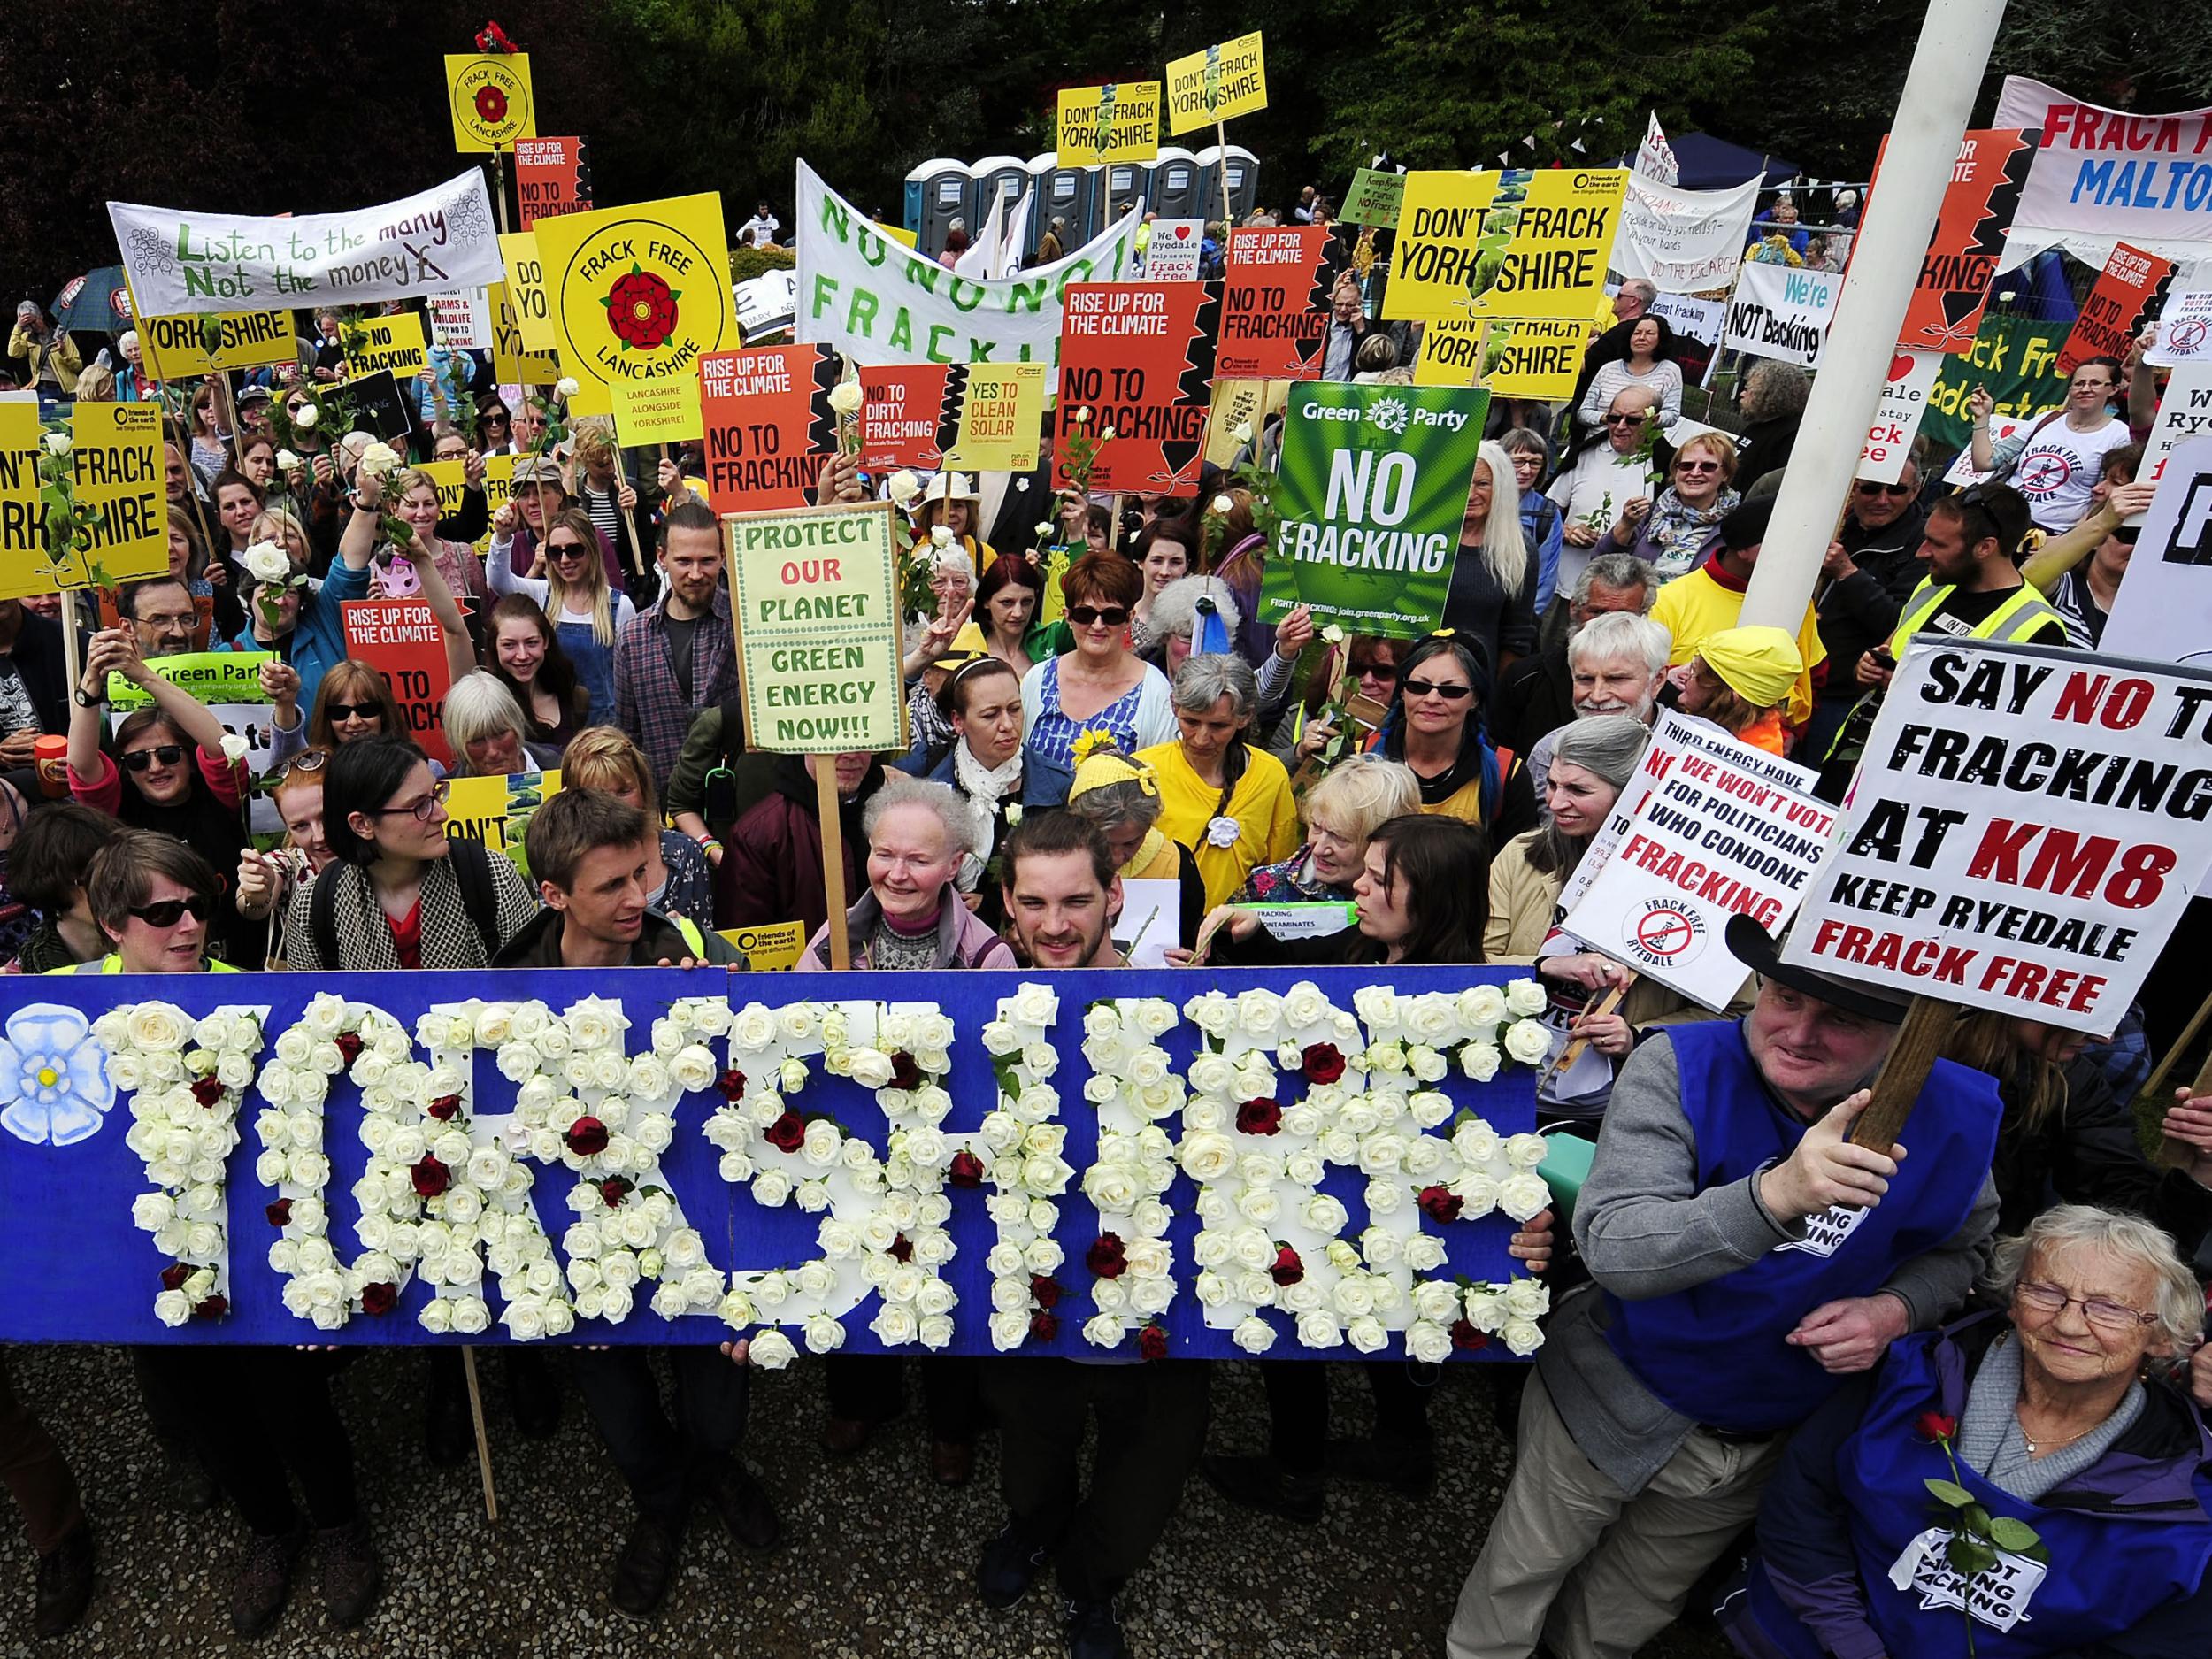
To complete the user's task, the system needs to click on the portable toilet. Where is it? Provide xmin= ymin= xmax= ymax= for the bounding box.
xmin=1027 ymin=153 xmax=1094 ymax=256
xmin=905 ymin=157 xmax=974 ymax=256
xmin=971 ymin=155 xmax=1032 ymax=243
xmin=1194 ymin=143 xmax=1261 ymax=224
xmin=1149 ymin=147 xmax=1203 ymax=219
xmin=1100 ymin=160 xmax=1154 ymax=230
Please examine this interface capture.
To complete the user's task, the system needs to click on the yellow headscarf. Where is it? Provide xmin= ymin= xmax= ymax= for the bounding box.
xmin=1696 ymin=626 xmax=1804 ymax=710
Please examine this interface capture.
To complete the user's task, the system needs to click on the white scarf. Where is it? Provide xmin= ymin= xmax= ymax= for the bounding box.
xmin=951 ymin=741 xmax=1024 ymax=864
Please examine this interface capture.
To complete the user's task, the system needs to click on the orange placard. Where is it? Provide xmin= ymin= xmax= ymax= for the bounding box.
xmin=1217 ymin=226 xmax=1335 ymax=381
xmin=2057 ymin=242 xmax=2176 ymax=374
xmin=699 ymin=345 xmax=836 ymax=513
xmin=856 ymin=365 xmax=959 ymax=470
xmin=514 ymin=136 xmax=591 ymax=229
xmin=342 ymin=599 xmax=456 ymax=765
xmin=1054 ymin=282 xmax=1217 ymax=494
xmin=1893 ymin=127 xmax=2039 ymax=355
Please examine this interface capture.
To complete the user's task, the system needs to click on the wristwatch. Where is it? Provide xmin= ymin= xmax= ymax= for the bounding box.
xmin=72 ymin=684 xmax=103 ymax=708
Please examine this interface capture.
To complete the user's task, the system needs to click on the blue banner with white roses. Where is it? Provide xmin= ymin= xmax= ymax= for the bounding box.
xmin=0 ymin=966 xmax=1555 ymax=1363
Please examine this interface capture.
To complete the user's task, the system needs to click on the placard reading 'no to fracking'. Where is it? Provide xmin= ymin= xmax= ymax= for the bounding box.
xmin=1891 ymin=127 xmax=2038 ymax=356
xmin=344 ymin=312 xmax=427 ymax=382
xmin=2057 ymin=242 xmax=2175 ymax=375
xmin=1054 ymin=283 xmax=1217 ymax=494
xmin=1781 ymin=641 xmax=2212 ymax=1035
xmin=515 ymin=136 xmax=591 ymax=228
xmin=700 ymin=345 xmax=835 ymax=514
xmin=726 ymin=501 xmax=906 ymax=754
xmin=1217 ymin=226 xmax=1334 ymax=381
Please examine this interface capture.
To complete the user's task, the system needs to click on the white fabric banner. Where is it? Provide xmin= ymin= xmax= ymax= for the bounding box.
xmin=1721 ymin=260 xmax=1838 ymax=367
xmin=108 ymin=172 xmax=503 ymax=316
xmin=795 ymin=162 xmax=1136 ymax=371
xmin=1993 ymin=77 xmax=2212 ymax=270
xmin=1614 ymin=176 xmax=1759 ymax=293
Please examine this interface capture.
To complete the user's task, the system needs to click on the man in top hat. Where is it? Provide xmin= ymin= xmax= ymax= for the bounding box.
xmin=1445 ymin=914 xmax=2001 ymax=1659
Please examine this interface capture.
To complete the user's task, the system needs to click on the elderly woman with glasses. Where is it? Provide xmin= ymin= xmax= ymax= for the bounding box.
xmin=1135 ymin=655 xmax=1301 ymax=910
xmin=1608 ymin=431 xmax=1741 ymax=583
xmin=1019 ymin=551 xmax=1177 ymax=768
xmin=1724 ymin=1205 xmax=2212 ymax=1659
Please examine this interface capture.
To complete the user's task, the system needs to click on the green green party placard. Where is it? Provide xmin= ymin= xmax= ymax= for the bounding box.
xmin=1263 ymin=382 xmax=1491 ymax=638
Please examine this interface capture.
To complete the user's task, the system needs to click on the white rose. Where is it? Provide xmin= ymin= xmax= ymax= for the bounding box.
xmin=1008 ymin=984 xmax=1059 ymax=1029
xmin=125 ymin=1005 xmax=188 ymax=1052
xmin=826 ymin=379 xmax=864 ymax=415
xmin=449 ymin=1296 xmax=491 ymax=1335
xmin=749 ymin=1329 xmax=798 ymax=1370
xmin=1402 ymin=1234 xmax=1448 ymax=1272
xmin=1504 ymin=1133 xmax=1549 ymax=1171
xmin=1504 ymin=1019 xmax=1554 ymax=1067
xmin=554 ymin=376 xmax=581 ymax=398
xmin=1295 ymin=1311 xmax=1344 ymax=1350
xmin=1232 ymin=1316 xmax=1276 ymax=1355
xmin=1179 ymin=1133 xmax=1237 ymax=1183
xmin=1346 ymin=1315 xmax=1388 ymax=1355
xmin=751 ymin=1170 xmax=792 ymax=1207
xmin=1499 ymin=1171 xmax=1552 ymax=1223
xmin=803 ymin=1313 xmax=847 ymax=1354
xmin=1458 ymin=985 xmax=1509 ymax=1028
xmin=1081 ymin=1312 xmax=1125 ymax=1349
xmin=1461 ymin=1042 xmax=1503 ymax=1082
xmin=1502 ymin=1317 xmax=1544 ymax=1356
xmin=1406 ymin=1318 xmax=1454 ymax=1365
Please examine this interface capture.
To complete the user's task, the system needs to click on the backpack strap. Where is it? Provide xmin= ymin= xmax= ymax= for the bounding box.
xmin=447 ymin=838 xmax=501 ymax=962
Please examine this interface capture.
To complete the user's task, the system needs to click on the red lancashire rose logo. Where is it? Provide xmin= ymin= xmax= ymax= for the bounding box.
xmin=1302 ymin=1043 xmax=1346 ymax=1085
xmin=411 ymin=1155 xmax=451 ymax=1199
xmin=474 ymin=84 xmax=509 ymax=126
xmin=602 ymin=265 xmax=681 ymax=351
xmin=362 ymin=1282 xmax=397 ymax=1317
xmin=563 ymin=1116 xmax=610 ymax=1157
xmin=764 ymin=1110 xmax=806 ymax=1153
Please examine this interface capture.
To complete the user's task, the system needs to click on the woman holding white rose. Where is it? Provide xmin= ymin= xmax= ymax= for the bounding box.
xmin=795 ymin=776 xmax=1010 ymax=1486
xmin=1207 ymin=814 xmax=1558 ymax=1520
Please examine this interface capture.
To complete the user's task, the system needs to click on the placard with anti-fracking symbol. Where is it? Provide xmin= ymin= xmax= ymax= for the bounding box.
xmin=446 ymin=53 xmax=536 ymax=152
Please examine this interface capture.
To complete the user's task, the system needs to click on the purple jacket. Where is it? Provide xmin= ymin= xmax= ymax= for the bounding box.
xmin=798 ymin=887 xmax=1015 ymax=971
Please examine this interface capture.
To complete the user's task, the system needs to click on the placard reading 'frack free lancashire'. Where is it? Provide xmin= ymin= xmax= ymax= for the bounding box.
xmin=726 ymin=500 xmax=905 ymax=754
xmin=0 ymin=965 xmax=1548 ymax=1360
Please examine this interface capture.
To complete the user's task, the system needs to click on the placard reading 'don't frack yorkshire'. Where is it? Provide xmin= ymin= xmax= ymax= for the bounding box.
xmin=726 ymin=501 xmax=906 ymax=754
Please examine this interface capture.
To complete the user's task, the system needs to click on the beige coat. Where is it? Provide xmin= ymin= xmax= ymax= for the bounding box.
xmin=1485 ymin=829 xmax=1751 ymax=1027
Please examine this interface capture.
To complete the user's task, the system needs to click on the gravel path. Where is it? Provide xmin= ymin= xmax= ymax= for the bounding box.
xmin=2 ymin=1344 xmax=1731 ymax=1658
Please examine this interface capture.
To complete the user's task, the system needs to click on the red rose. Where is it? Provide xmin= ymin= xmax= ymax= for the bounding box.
xmin=473 ymin=84 xmax=509 ymax=125
xmin=764 ymin=1110 xmax=805 ymax=1153
xmin=598 ymin=1177 xmax=633 ymax=1209
xmin=563 ymin=1116 xmax=610 ymax=1157
xmin=888 ymin=1050 xmax=923 ymax=1091
xmin=334 ymin=1032 xmax=365 ymax=1066
xmin=159 ymin=1263 xmax=189 ymax=1292
xmin=1236 ymin=1098 xmax=1283 ymax=1136
xmin=193 ymin=1294 xmax=229 ymax=1321
xmin=889 ymin=1233 xmax=914 ymax=1264
xmin=948 ymin=1149 xmax=985 ymax=1188
xmin=1029 ymin=1310 xmax=1060 ymax=1342
xmin=717 ymin=1068 xmax=749 ymax=1101
xmin=603 ymin=266 xmax=680 ymax=352
xmin=362 ymin=1282 xmax=397 ymax=1317
xmin=1270 ymin=1245 xmax=1304 ymax=1287
xmin=190 ymin=1076 xmax=225 ymax=1107
xmin=477 ymin=19 xmax=518 ymax=51
xmin=411 ymin=1155 xmax=451 ymax=1199
xmin=1916 ymin=1411 xmax=1959 ymax=1442
xmin=265 ymin=1199 xmax=293 ymax=1228
xmin=1302 ymin=1042 xmax=1347 ymax=1085
xmin=426 ymin=1094 xmax=462 ymax=1121
xmin=1030 ymin=1274 xmax=1063 ymax=1310
xmin=1450 ymin=1318 xmax=1489 ymax=1352
xmin=1137 ymin=1324 xmax=1168 ymax=1361
xmin=1086 ymin=1233 xmax=1128 ymax=1279
xmin=1418 ymin=1185 xmax=1464 ymax=1224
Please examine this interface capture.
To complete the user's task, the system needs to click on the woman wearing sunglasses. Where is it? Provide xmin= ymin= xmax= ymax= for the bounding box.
xmin=263 ymin=659 xmax=418 ymax=778
xmin=66 ymin=626 xmax=250 ymax=963
xmin=1018 ymin=551 xmax=1176 ymax=768
xmin=1606 ymin=431 xmax=1740 ymax=583
xmin=488 ymin=502 xmax=635 ymax=721
xmin=1371 ymin=632 xmax=1537 ymax=841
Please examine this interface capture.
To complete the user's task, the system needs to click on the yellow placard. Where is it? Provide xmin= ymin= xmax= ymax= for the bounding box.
xmin=1413 ymin=318 xmax=1485 ymax=387
xmin=873 ymin=221 xmax=918 ymax=250
xmin=1056 ymin=82 xmax=1163 ymax=165
xmin=726 ymin=501 xmax=905 ymax=755
xmin=136 ymin=308 xmax=298 ymax=380
xmin=416 ymin=454 xmax=516 ymax=516
xmin=345 ymin=313 xmax=428 ymax=381
xmin=445 ymin=54 xmax=537 ymax=152
xmin=1202 ymin=378 xmax=1289 ymax=468
xmin=611 ymin=374 xmax=703 ymax=448
xmin=1460 ymin=169 xmax=1630 ymax=321
xmin=500 ymin=233 xmax=557 ymax=354
xmin=1481 ymin=318 xmax=1586 ymax=399
xmin=533 ymin=193 xmax=733 ymax=442
xmin=1165 ymin=32 xmax=1266 ymax=134
xmin=718 ymin=921 xmax=807 ymax=972
xmin=488 ymin=282 xmax=558 ymax=386
xmin=1380 ymin=171 xmax=1500 ymax=321
xmin=0 ymin=401 xmax=167 ymax=597
xmin=944 ymin=363 xmax=1047 ymax=472
xmin=443 ymin=769 xmax=561 ymax=878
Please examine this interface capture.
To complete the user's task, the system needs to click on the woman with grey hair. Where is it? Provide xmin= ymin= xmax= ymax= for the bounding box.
xmin=441 ymin=671 xmax=559 ymax=777
xmin=1725 ymin=1204 xmax=2212 ymax=1659
xmin=1733 ymin=359 xmax=1810 ymax=494
xmin=1136 ymin=655 xmax=1300 ymax=909
xmin=1488 ymin=714 xmax=1740 ymax=1123
xmin=1140 ymin=572 xmax=1242 ymax=681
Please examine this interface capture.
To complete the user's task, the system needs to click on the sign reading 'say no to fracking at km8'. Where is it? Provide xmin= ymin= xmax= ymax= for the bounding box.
xmin=727 ymin=502 xmax=906 ymax=754
xmin=1262 ymin=382 xmax=1490 ymax=638
xmin=1781 ymin=641 xmax=2212 ymax=1035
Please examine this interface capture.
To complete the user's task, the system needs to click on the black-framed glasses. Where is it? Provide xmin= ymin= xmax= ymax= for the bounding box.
xmin=121 ymin=744 xmax=188 ymax=772
xmin=1068 ymin=605 xmax=1130 ymax=627
xmin=2016 ymin=1281 xmax=2156 ymax=1332
xmin=366 ymin=779 xmax=449 ymax=822
xmin=1604 ymin=412 xmax=1647 ymax=426
xmin=325 ymin=703 xmax=382 ymax=724
xmin=128 ymin=895 xmax=211 ymax=928
xmin=1856 ymin=480 xmax=1914 ymax=496
xmin=1402 ymin=678 xmax=1472 ymax=702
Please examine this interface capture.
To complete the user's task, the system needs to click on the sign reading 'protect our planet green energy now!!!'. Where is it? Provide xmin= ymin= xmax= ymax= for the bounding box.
xmin=1262 ymin=382 xmax=1492 ymax=639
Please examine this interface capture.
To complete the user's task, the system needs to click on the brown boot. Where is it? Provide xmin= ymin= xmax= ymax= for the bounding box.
xmin=316 ymin=1517 xmax=383 ymax=1628
xmin=229 ymin=1525 xmax=304 ymax=1639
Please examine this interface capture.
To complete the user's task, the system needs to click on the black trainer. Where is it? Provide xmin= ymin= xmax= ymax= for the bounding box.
xmin=315 ymin=1517 xmax=383 ymax=1628
xmin=611 ymin=1514 xmax=681 ymax=1620
xmin=1201 ymin=1451 xmax=1325 ymax=1522
xmin=33 ymin=1522 xmax=93 ymax=1637
xmin=977 ymin=1524 xmax=1048 ymax=1610
xmin=228 ymin=1525 xmax=304 ymax=1639
xmin=703 ymin=1463 xmax=782 ymax=1554
xmin=1064 ymin=1594 xmax=1132 ymax=1659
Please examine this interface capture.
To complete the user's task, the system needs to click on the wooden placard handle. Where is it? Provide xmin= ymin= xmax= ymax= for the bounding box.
xmin=1554 ymin=978 xmax=1632 ymax=1074
xmin=1847 ymin=996 xmax=1957 ymax=1151
xmin=815 ymin=757 xmax=851 ymax=970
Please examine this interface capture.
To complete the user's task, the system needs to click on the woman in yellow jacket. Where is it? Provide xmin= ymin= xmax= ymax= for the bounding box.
xmin=1136 ymin=654 xmax=1300 ymax=910
xmin=1486 ymin=714 xmax=1744 ymax=1127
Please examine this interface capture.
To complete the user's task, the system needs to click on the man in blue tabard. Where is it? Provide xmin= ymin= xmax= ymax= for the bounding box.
xmin=1446 ymin=915 xmax=2001 ymax=1659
